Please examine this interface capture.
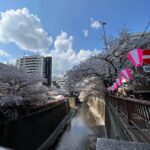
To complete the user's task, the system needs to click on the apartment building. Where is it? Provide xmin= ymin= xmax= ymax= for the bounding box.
xmin=17 ymin=55 xmax=52 ymax=86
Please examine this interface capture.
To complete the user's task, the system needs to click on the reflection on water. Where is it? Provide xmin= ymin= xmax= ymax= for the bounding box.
xmin=55 ymin=104 xmax=106 ymax=150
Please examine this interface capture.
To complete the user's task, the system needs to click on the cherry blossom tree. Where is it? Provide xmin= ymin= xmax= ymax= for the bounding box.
xmin=66 ymin=29 xmax=150 ymax=95
xmin=0 ymin=63 xmax=49 ymax=119
xmin=79 ymin=77 xmax=105 ymax=102
xmin=0 ymin=63 xmax=48 ymax=103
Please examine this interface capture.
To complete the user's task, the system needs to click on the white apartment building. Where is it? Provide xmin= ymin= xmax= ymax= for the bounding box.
xmin=17 ymin=55 xmax=52 ymax=86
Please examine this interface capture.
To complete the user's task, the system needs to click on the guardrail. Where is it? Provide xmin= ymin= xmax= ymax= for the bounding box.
xmin=107 ymin=95 xmax=150 ymax=142
xmin=133 ymin=84 xmax=150 ymax=91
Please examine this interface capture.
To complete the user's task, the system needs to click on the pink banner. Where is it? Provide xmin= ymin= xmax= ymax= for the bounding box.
xmin=113 ymin=82 xmax=118 ymax=90
xmin=120 ymin=68 xmax=131 ymax=80
xmin=127 ymin=48 xmax=143 ymax=67
xmin=116 ymin=78 xmax=123 ymax=86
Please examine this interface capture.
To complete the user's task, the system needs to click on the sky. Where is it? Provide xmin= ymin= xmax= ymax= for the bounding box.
xmin=0 ymin=0 xmax=150 ymax=76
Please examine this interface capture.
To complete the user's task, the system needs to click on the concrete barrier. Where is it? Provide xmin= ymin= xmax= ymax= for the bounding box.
xmin=87 ymin=95 xmax=105 ymax=121
xmin=96 ymin=138 xmax=150 ymax=150
xmin=0 ymin=100 xmax=70 ymax=150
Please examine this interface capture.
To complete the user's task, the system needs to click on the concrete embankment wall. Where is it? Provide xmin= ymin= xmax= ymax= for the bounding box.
xmin=0 ymin=101 xmax=70 ymax=150
xmin=105 ymin=103 xmax=131 ymax=140
xmin=87 ymin=95 xmax=132 ymax=140
xmin=87 ymin=95 xmax=105 ymax=123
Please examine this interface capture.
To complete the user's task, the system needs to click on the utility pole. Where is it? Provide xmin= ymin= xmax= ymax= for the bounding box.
xmin=99 ymin=21 xmax=108 ymax=53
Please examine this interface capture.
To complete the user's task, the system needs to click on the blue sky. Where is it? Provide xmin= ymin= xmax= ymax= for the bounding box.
xmin=0 ymin=0 xmax=150 ymax=75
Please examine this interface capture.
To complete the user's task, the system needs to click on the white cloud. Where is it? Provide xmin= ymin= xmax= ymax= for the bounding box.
xmin=8 ymin=58 xmax=16 ymax=65
xmin=45 ymin=32 xmax=100 ymax=76
xmin=0 ymin=7 xmax=100 ymax=76
xmin=91 ymin=19 xmax=102 ymax=29
xmin=82 ymin=30 xmax=88 ymax=37
xmin=0 ymin=8 xmax=53 ymax=53
xmin=0 ymin=58 xmax=16 ymax=65
xmin=0 ymin=49 xmax=9 ymax=57
xmin=0 ymin=61 xmax=7 ymax=64
xmin=54 ymin=31 xmax=73 ymax=51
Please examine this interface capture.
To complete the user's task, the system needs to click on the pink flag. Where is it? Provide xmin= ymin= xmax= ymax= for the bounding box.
xmin=115 ymin=82 xmax=118 ymax=90
xmin=120 ymin=68 xmax=131 ymax=80
xmin=116 ymin=78 xmax=122 ymax=86
xmin=113 ymin=82 xmax=118 ymax=90
xmin=127 ymin=48 xmax=143 ymax=67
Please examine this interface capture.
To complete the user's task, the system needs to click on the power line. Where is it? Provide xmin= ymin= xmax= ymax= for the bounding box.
xmin=136 ymin=21 xmax=150 ymax=47
xmin=111 ymin=21 xmax=150 ymax=54
xmin=141 ymin=21 xmax=150 ymax=37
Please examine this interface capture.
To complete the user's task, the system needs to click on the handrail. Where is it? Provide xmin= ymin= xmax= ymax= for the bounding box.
xmin=107 ymin=95 xmax=150 ymax=142
xmin=110 ymin=95 xmax=150 ymax=106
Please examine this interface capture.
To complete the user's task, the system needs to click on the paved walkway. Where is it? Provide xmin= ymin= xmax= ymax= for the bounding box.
xmin=96 ymin=138 xmax=150 ymax=150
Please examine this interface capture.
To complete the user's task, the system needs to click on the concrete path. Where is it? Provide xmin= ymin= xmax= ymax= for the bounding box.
xmin=96 ymin=138 xmax=150 ymax=150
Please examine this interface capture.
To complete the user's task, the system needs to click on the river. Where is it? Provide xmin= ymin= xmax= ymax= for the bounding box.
xmin=55 ymin=103 xmax=106 ymax=150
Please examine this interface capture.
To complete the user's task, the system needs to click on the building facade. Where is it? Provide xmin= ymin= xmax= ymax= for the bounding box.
xmin=17 ymin=55 xmax=52 ymax=86
xmin=51 ymin=76 xmax=69 ymax=95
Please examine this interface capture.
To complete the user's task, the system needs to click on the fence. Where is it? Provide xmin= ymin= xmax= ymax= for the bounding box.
xmin=134 ymin=85 xmax=150 ymax=91
xmin=107 ymin=95 xmax=150 ymax=142
xmin=0 ymin=100 xmax=70 ymax=150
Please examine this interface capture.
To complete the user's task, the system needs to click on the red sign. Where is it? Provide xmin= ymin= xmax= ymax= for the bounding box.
xmin=143 ymin=49 xmax=150 ymax=64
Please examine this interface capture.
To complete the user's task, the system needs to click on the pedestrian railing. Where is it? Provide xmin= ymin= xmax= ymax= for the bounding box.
xmin=133 ymin=84 xmax=150 ymax=91
xmin=107 ymin=95 xmax=150 ymax=142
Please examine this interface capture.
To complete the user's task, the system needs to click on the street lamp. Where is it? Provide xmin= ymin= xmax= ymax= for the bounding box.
xmin=99 ymin=21 xmax=108 ymax=53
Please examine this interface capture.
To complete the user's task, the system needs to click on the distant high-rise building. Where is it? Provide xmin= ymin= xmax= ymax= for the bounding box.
xmin=51 ymin=76 xmax=69 ymax=95
xmin=17 ymin=55 xmax=52 ymax=86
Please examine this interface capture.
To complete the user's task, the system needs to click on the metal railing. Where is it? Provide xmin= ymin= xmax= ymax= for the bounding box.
xmin=133 ymin=84 xmax=150 ymax=91
xmin=107 ymin=95 xmax=150 ymax=142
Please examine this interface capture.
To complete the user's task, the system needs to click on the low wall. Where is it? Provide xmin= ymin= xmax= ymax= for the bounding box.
xmin=105 ymin=103 xmax=131 ymax=140
xmin=87 ymin=95 xmax=105 ymax=122
xmin=96 ymin=138 xmax=150 ymax=150
xmin=0 ymin=100 xmax=70 ymax=150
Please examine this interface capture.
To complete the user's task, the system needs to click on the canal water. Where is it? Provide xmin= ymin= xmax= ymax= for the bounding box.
xmin=55 ymin=103 xmax=106 ymax=150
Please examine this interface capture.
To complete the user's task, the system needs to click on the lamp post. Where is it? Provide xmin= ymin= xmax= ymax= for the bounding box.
xmin=99 ymin=21 xmax=108 ymax=53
